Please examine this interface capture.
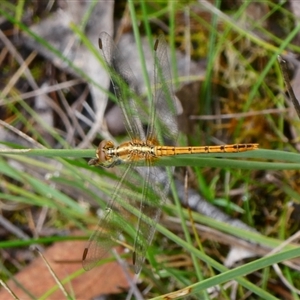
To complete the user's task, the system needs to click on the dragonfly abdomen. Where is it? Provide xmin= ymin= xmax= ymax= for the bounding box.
xmin=155 ymin=143 xmax=259 ymax=156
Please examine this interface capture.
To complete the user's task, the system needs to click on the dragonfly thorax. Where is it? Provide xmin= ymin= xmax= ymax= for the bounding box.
xmin=118 ymin=140 xmax=157 ymax=163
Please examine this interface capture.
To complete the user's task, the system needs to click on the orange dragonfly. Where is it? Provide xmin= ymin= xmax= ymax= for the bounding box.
xmin=82 ymin=32 xmax=258 ymax=273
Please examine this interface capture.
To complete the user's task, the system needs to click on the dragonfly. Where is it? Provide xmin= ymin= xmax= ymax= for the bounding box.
xmin=82 ymin=32 xmax=259 ymax=273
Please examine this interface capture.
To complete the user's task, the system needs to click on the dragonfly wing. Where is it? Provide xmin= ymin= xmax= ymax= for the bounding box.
xmin=82 ymin=165 xmax=133 ymax=270
xmin=133 ymin=164 xmax=169 ymax=273
xmin=147 ymin=34 xmax=179 ymax=144
xmin=82 ymin=207 xmax=121 ymax=270
xmin=99 ymin=32 xmax=145 ymax=140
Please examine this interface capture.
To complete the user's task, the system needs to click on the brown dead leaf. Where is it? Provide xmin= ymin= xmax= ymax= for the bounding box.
xmin=0 ymin=238 xmax=131 ymax=299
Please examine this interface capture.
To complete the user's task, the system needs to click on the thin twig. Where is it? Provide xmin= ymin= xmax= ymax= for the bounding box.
xmin=0 ymin=279 xmax=19 ymax=300
xmin=190 ymin=108 xmax=289 ymax=120
xmin=278 ymin=55 xmax=300 ymax=119
xmin=35 ymin=248 xmax=71 ymax=299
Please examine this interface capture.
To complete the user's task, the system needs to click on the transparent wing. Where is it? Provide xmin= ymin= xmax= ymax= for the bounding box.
xmin=82 ymin=165 xmax=134 ymax=270
xmin=132 ymin=164 xmax=170 ymax=273
xmin=84 ymin=33 xmax=148 ymax=271
xmin=147 ymin=34 xmax=179 ymax=144
xmin=82 ymin=207 xmax=123 ymax=270
xmin=132 ymin=36 xmax=178 ymax=272
xmin=99 ymin=32 xmax=144 ymax=140
xmin=83 ymin=163 xmax=161 ymax=273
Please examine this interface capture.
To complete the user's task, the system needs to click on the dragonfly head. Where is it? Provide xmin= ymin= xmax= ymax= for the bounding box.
xmin=88 ymin=140 xmax=119 ymax=168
